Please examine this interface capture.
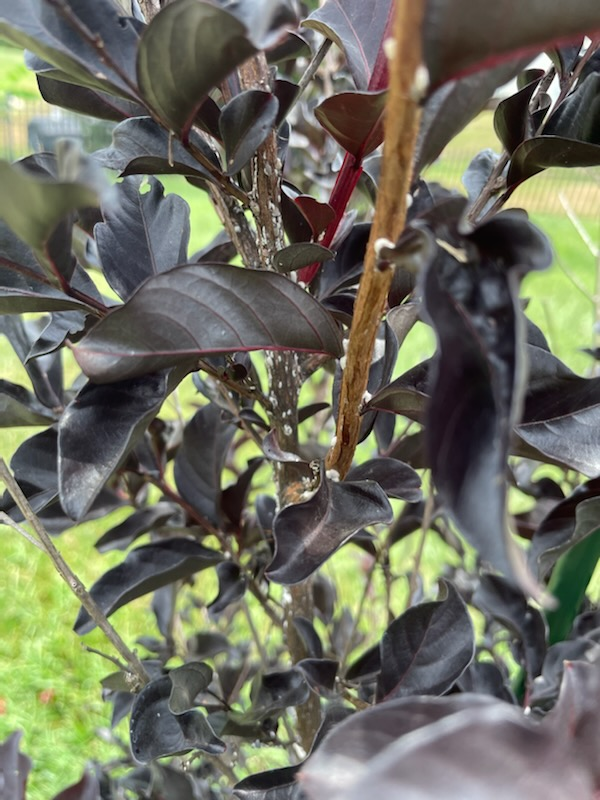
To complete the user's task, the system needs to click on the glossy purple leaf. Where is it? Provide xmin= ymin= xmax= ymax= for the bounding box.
xmin=303 ymin=0 xmax=393 ymax=90
xmin=421 ymin=211 xmax=551 ymax=586
xmin=294 ymin=196 xmax=336 ymax=240
xmin=208 ymin=561 xmax=247 ymax=616
xmin=473 ymin=573 xmax=546 ymax=678
xmin=168 ymin=662 xmax=213 ymax=714
xmin=546 ymin=660 xmax=600 ymax=787
xmin=507 ymin=136 xmax=600 ymax=188
xmin=130 ymin=675 xmax=225 ymax=763
xmin=0 ymin=428 xmax=59 ymax=517
xmin=137 ymin=0 xmax=257 ymax=138
xmin=173 ymin=403 xmax=236 ymax=526
xmin=291 ymin=617 xmax=323 ymax=659
xmin=423 ymin=0 xmax=600 ymax=88
xmin=415 ymin=59 xmax=530 ymax=174
xmin=274 ymin=244 xmax=333 ymax=273
xmin=222 ymin=0 xmax=298 ymax=50
xmin=297 ymin=658 xmax=338 ymax=692
xmin=494 ymin=69 xmax=545 ymax=155
xmin=346 ymin=457 xmax=422 ymax=501
xmin=75 ymin=264 xmax=342 ymax=383
xmin=234 ymin=766 xmax=303 ymax=800
xmin=544 ymin=72 xmax=600 ymax=142
xmin=220 ymin=90 xmax=279 ymax=176
xmin=314 ymin=91 xmax=386 ymax=159
xmin=301 ymin=697 xmax=594 ymax=800
xmin=0 ymin=731 xmax=31 ymax=800
xmin=0 ymin=380 xmax=56 ymax=426
xmin=93 ymin=116 xmax=220 ymax=181
xmin=95 ymin=502 xmax=176 ymax=552
xmin=377 ymin=580 xmax=474 ymax=701
xmin=455 ymin=661 xmax=516 ymax=704
xmin=96 ymin=175 xmax=190 ymax=301
xmin=267 ymin=473 xmax=393 ymax=584
xmin=221 ymin=458 xmax=264 ymax=529
xmin=0 ymin=0 xmax=140 ymax=98
xmin=74 ymin=538 xmax=223 ymax=634
xmin=517 ymin=345 xmax=600 ymax=476
xmin=37 ymin=75 xmax=145 ymax=122
xmin=58 ymin=373 xmax=168 ymax=521
xmin=248 ymin=668 xmax=311 ymax=722
xmin=528 ymin=479 xmax=600 ymax=580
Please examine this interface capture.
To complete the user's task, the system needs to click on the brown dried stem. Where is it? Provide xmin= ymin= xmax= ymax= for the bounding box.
xmin=326 ymin=0 xmax=427 ymax=478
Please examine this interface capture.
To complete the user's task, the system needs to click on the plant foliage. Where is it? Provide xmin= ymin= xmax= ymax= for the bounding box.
xmin=1 ymin=0 xmax=600 ymax=798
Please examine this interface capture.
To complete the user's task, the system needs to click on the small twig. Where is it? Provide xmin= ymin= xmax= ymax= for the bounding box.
xmin=83 ymin=644 xmax=127 ymax=672
xmin=340 ymin=554 xmax=377 ymax=673
xmin=326 ymin=0 xmax=427 ymax=478
xmin=241 ymin=599 xmax=270 ymax=665
xmin=287 ymin=38 xmax=333 ymax=117
xmin=186 ymin=139 xmax=250 ymax=206
xmin=0 ymin=512 xmax=45 ymax=551
xmin=0 ymin=459 xmax=150 ymax=689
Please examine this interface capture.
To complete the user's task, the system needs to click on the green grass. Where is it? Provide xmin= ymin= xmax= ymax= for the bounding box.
xmin=0 ymin=83 xmax=599 ymax=797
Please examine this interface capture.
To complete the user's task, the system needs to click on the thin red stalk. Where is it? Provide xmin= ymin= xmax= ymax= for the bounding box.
xmin=298 ymin=15 xmax=394 ymax=285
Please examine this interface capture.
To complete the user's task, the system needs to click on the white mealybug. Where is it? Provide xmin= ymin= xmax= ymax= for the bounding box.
xmin=411 ymin=64 xmax=430 ymax=101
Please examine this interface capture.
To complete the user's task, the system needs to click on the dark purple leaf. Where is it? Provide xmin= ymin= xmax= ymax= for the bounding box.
xmin=74 ymin=538 xmax=223 ymax=634
xmin=298 ymin=403 xmax=330 ymax=424
xmin=193 ymin=230 xmax=236 ymax=264
xmin=0 ymin=0 xmax=140 ymax=98
xmin=221 ymin=458 xmax=264 ymax=528
xmin=461 ymin=149 xmax=500 ymax=205
xmin=546 ymin=660 xmax=600 ymax=787
xmin=507 ymin=136 xmax=600 ymax=188
xmin=530 ymin=639 xmax=600 ymax=711
xmin=137 ymin=0 xmax=257 ymax=138
xmin=0 ymin=428 xmax=59 ymax=517
xmin=346 ymin=457 xmax=421 ymax=501
xmin=267 ymin=473 xmax=392 ymax=584
xmin=528 ymin=479 xmax=600 ymax=579
xmin=367 ymin=360 xmax=429 ymax=422
xmin=234 ymin=766 xmax=303 ymax=800
xmin=303 ymin=0 xmax=393 ymax=90
xmin=517 ymin=346 xmax=600 ymax=476
xmin=130 ymin=675 xmax=225 ymax=763
xmin=274 ymin=244 xmax=333 ymax=273
xmin=220 ymin=90 xmax=279 ymax=176
xmin=37 ymin=75 xmax=145 ymax=122
xmin=345 ymin=642 xmax=381 ymax=682
xmin=58 ymin=373 xmax=167 ymax=521
xmin=377 ymin=580 xmax=474 ymax=701
xmin=415 ymin=59 xmax=530 ymax=174
xmin=222 ymin=0 xmax=298 ymax=50
xmin=208 ymin=561 xmax=247 ymax=616
xmin=291 ymin=617 xmax=323 ymax=659
xmin=268 ymin=31 xmax=310 ymax=65
xmin=187 ymin=632 xmax=230 ymax=660
xmin=545 ymin=72 xmax=600 ymax=142
xmin=314 ymin=91 xmax=386 ymax=159
xmin=74 ymin=264 xmax=343 ymax=382
xmin=297 ymin=659 xmax=338 ymax=692
xmin=174 ymin=403 xmax=236 ymax=526
xmin=423 ymin=0 xmax=600 ymax=88
xmin=96 ymin=175 xmax=190 ymax=301
xmin=95 ymin=502 xmax=176 ymax=552
xmin=494 ymin=69 xmax=545 ymax=155
xmin=51 ymin=771 xmax=100 ymax=800
xmin=93 ymin=116 xmax=220 ymax=180
xmin=473 ymin=573 xmax=547 ymax=678
xmin=0 ymin=731 xmax=31 ymax=800
xmin=301 ymin=696 xmax=593 ymax=800
xmin=168 ymin=662 xmax=213 ymax=714
xmin=294 ymin=196 xmax=336 ymax=240
xmin=422 ymin=211 xmax=551 ymax=587
xmin=0 ymin=380 xmax=56 ymax=426
xmin=248 ymin=668 xmax=311 ymax=722
xmin=455 ymin=661 xmax=516 ymax=704
xmin=274 ymin=78 xmax=300 ymax=125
